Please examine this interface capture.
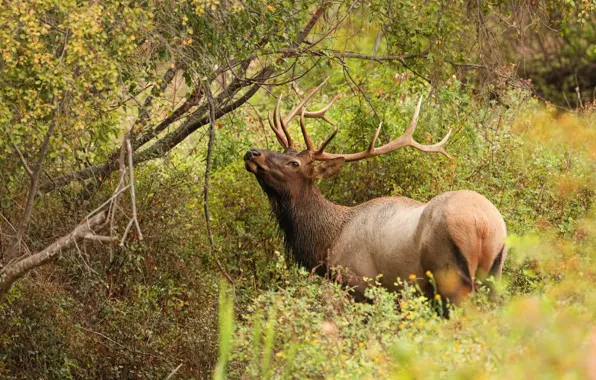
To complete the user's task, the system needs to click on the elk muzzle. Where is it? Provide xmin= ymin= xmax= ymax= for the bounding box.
xmin=244 ymin=149 xmax=262 ymax=173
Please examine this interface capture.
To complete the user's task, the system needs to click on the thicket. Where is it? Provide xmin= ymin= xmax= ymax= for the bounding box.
xmin=1 ymin=0 xmax=595 ymax=378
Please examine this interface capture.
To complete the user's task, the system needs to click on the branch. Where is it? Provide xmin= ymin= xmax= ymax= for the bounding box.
xmin=39 ymin=2 xmax=331 ymax=193
xmin=310 ymin=50 xmax=425 ymax=64
xmin=203 ymin=86 xmax=234 ymax=287
xmin=11 ymin=141 xmax=33 ymax=177
xmin=6 ymin=123 xmax=55 ymax=260
xmin=307 ymin=0 xmax=359 ymax=48
xmin=295 ymin=0 xmax=331 ymax=47
xmin=119 ymin=139 xmax=143 ymax=246
xmin=133 ymin=67 xmax=276 ymax=163
xmin=328 ymin=50 xmax=430 ymax=83
xmin=0 ymin=211 xmax=108 ymax=299
xmin=132 ymin=86 xmax=203 ymax=150
xmin=132 ymin=62 xmax=182 ymax=133
xmin=0 ymin=127 xmax=146 ymax=300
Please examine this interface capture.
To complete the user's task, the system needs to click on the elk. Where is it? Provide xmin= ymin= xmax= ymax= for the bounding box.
xmin=244 ymin=81 xmax=507 ymax=307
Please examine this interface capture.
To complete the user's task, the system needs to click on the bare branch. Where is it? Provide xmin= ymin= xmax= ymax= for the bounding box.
xmin=132 ymin=62 xmax=183 ymax=132
xmin=6 ymin=123 xmax=55 ymax=260
xmin=10 ymin=141 xmax=33 ymax=178
xmin=294 ymin=0 xmax=332 ymax=47
xmin=119 ymin=219 xmax=135 ymax=246
xmin=126 ymin=139 xmax=142 ymax=241
xmin=166 ymin=364 xmax=184 ymax=380
xmin=0 ymin=126 xmax=146 ymax=299
xmin=0 ymin=211 xmax=108 ymax=299
xmin=83 ymin=234 xmax=118 ymax=243
xmin=119 ymin=139 xmax=143 ymax=246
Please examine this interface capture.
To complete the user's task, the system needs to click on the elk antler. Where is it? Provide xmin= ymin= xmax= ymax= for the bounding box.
xmin=267 ymin=78 xmax=339 ymax=150
xmin=308 ymin=96 xmax=452 ymax=161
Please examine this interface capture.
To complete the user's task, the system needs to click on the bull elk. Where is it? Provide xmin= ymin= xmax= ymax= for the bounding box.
xmin=244 ymin=81 xmax=507 ymax=308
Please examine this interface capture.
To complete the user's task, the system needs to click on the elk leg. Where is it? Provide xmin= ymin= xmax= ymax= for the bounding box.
xmin=484 ymin=244 xmax=507 ymax=303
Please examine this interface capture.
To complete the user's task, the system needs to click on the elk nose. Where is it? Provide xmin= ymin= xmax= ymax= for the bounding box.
xmin=244 ymin=149 xmax=261 ymax=161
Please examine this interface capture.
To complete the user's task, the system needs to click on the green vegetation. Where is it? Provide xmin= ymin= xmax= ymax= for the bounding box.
xmin=1 ymin=0 xmax=595 ymax=378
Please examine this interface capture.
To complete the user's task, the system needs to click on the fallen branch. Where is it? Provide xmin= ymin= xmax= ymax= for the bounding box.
xmin=0 ymin=129 xmax=143 ymax=300
xmin=0 ymin=211 xmax=108 ymax=299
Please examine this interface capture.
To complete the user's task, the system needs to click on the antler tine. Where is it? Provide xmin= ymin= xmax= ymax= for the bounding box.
xmin=313 ymin=96 xmax=453 ymax=162
xmin=300 ymin=108 xmax=314 ymax=151
xmin=300 ymin=94 xmax=340 ymax=126
xmin=281 ymin=77 xmax=330 ymax=125
xmin=267 ymin=110 xmax=288 ymax=148
xmin=404 ymin=96 xmax=423 ymax=138
xmin=368 ymin=122 xmax=383 ymax=153
xmin=408 ymin=127 xmax=453 ymax=159
xmin=399 ymin=96 xmax=452 ymax=159
xmin=315 ymin=127 xmax=339 ymax=156
xmin=279 ymin=116 xmax=294 ymax=149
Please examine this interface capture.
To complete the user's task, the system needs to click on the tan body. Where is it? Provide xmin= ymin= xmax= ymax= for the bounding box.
xmin=331 ymin=191 xmax=507 ymax=302
xmin=244 ymin=82 xmax=508 ymax=307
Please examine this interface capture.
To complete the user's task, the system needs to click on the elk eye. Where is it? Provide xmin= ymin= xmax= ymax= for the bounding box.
xmin=288 ymin=161 xmax=300 ymax=168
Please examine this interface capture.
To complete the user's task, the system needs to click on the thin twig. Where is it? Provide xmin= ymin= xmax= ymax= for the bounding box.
xmin=307 ymin=0 xmax=359 ymax=48
xmin=204 ymin=85 xmax=234 ymax=288
xmin=126 ymin=139 xmax=143 ymax=241
xmin=73 ymin=237 xmax=98 ymax=275
xmin=77 ymin=325 xmax=156 ymax=357
xmin=340 ymin=60 xmax=382 ymax=122
xmin=165 ymin=363 xmax=183 ymax=380
xmin=117 ymin=139 xmax=143 ymax=246
xmin=85 ymin=185 xmax=131 ymax=221
xmin=10 ymin=141 xmax=33 ymax=177
xmin=119 ymin=219 xmax=134 ymax=247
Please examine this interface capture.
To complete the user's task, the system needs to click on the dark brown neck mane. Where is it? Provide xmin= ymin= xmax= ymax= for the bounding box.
xmin=265 ymin=183 xmax=348 ymax=271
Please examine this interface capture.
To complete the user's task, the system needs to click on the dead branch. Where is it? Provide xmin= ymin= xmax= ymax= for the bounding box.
xmin=165 ymin=364 xmax=184 ymax=380
xmin=0 ymin=211 xmax=108 ymax=299
xmin=6 ymin=123 xmax=55 ymax=260
xmin=0 ymin=127 xmax=144 ymax=300
xmin=109 ymin=131 xmax=130 ymax=243
xmin=119 ymin=139 xmax=143 ymax=246
xmin=126 ymin=139 xmax=142 ymax=241
xmin=307 ymin=0 xmax=359 ymax=49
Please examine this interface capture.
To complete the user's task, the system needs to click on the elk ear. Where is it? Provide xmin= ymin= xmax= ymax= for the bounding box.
xmin=312 ymin=158 xmax=345 ymax=179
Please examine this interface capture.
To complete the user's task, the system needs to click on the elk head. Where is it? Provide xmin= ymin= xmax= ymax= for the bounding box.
xmin=244 ymin=80 xmax=452 ymax=199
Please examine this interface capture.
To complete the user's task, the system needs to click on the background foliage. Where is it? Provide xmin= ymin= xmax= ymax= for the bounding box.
xmin=1 ymin=0 xmax=595 ymax=378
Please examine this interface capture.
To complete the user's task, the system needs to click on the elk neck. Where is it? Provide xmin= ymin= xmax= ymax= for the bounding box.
xmin=266 ymin=182 xmax=349 ymax=271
